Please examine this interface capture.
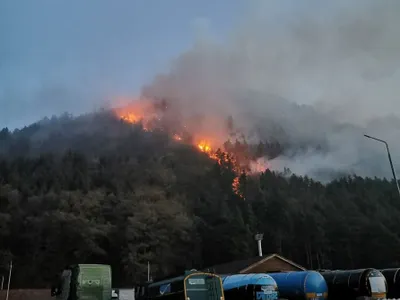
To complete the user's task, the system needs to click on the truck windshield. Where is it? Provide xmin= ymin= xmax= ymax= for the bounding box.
xmin=369 ymin=276 xmax=386 ymax=294
xmin=185 ymin=275 xmax=222 ymax=300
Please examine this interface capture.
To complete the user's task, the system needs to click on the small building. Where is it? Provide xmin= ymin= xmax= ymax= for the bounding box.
xmin=203 ymin=253 xmax=306 ymax=274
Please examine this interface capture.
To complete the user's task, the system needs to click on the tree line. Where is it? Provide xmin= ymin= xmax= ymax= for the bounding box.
xmin=1 ymin=113 xmax=400 ymax=288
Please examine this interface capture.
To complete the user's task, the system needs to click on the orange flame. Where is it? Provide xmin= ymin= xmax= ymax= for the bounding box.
xmin=113 ymin=99 xmax=158 ymax=131
xmin=120 ymin=113 xmax=140 ymax=123
xmin=197 ymin=141 xmax=213 ymax=153
xmin=232 ymin=176 xmax=242 ymax=198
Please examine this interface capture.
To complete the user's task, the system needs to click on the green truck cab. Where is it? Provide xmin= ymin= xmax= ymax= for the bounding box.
xmin=51 ymin=264 xmax=112 ymax=300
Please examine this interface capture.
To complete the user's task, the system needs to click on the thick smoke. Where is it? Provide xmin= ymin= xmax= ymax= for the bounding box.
xmin=141 ymin=0 xmax=400 ymax=181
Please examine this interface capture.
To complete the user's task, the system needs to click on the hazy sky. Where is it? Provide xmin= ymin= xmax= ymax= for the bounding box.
xmin=0 ymin=0 xmax=250 ymax=128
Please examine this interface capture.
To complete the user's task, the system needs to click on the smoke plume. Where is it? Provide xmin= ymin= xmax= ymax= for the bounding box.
xmin=140 ymin=0 xmax=400 ymax=181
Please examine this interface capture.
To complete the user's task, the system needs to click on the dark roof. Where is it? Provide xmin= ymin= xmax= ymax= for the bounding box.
xmin=202 ymin=253 xmax=306 ymax=274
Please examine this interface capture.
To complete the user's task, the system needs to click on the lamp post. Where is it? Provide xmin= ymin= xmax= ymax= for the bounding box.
xmin=364 ymin=134 xmax=400 ymax=198
xmin=254 ymin=233 xmax=264 ymax=257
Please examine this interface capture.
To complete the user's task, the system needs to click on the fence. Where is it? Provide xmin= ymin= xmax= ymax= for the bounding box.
xmin=0 ymin=289 xmax=51 ymax=300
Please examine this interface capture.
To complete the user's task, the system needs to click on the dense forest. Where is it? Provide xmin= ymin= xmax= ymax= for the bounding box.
xmin=1 ymin=111 xmax=400 ymax=288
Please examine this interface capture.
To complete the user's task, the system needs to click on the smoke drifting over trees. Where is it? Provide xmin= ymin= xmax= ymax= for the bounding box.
xmin=141 ymin=0 xmax=400 ymax=180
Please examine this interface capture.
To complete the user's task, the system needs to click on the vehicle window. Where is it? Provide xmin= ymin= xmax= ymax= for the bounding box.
xmin=369 ymin=277 xmax=386 ymax=294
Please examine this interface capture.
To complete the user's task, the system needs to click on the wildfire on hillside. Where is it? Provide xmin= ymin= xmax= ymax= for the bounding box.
xmin=197 ymin=141 xmax=212 ymax=153
xmin=113 ymin=99 xmax=160 ymax=131
xmin=232 ymin=176 xmax=242 ymax=198
xmin=113 ymin=98 xmax=270 ymax=199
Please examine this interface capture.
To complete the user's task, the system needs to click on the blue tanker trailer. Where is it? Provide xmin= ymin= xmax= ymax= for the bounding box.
xmin=319 ymin=268 xmax=387 ymax=300
xmin=268 ymin=271 xmax=328 ymax=300
xmin=221 ymin=274 xmax=279 ymax=300
xmin=380 ymin=268 xmax=400 ymax=299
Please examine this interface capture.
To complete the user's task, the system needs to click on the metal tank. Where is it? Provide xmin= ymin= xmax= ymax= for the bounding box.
xmin=380 ymin=268 xmax=400 ymax=299
xmin=221 ymin=274 xmax=279 ymax=300
xmin=268 ymin=271 xmax=328 ymax=300
xmin=319 ymin=268 xmax=387 ymax=300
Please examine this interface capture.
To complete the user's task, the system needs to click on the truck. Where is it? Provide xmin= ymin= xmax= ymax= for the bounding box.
xmin=51 ymin=264 xmax=112 ymax=300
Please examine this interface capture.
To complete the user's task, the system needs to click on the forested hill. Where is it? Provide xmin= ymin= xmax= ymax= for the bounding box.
xmin=1 ymin=112 xmax=400 ymax=288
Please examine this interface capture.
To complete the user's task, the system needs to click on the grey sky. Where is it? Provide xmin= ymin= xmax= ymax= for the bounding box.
xmin=0 ymin=0 xmax=246 ymax=128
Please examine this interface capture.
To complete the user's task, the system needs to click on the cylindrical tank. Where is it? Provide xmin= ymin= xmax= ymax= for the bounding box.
xmin=380 ymin=268 xmax=400 ymax=299
xmin=221 ymin=274 xmax=279 ymax=300
xmin=268 ymin=271 xmax=328 ymax=300
xmin=319 ymin=268 xmax=387 ymax=300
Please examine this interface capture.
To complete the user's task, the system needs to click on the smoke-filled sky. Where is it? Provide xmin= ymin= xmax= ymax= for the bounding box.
xmin=2 ymin=0 xmax=400 ymax=180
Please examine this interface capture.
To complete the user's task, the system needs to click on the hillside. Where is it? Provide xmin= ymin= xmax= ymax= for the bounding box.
xmin=1 ymin=111 xmax=400 ymax=288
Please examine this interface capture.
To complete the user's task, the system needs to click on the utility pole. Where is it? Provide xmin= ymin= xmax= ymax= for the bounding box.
xmin=364 ymin=134 xmax=400 ymax=199
xmin=5 ymin=260 xmax=12 ymax=300
xmin=147 ymin=261 xmax=150 ymax=282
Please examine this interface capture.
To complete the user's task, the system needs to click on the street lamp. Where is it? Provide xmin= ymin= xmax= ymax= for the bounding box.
xmin=254 ymin=233 xmax=264 ymax=257
xmin=364 ymin=134 xmax=400 ymax=198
